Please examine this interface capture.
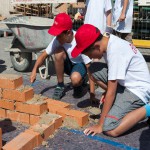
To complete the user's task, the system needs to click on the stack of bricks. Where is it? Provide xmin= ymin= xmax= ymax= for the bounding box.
xmin=0 ymin=74 xmax=89 ymax=150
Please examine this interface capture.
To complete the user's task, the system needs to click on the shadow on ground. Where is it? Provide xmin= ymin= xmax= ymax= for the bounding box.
xmin=0 ymin=119 xmax=16 ymax=145
xmin=140 ymin=126 xmax=150 ymax=150
xmin=0 ymin=60 xmax=6 ymax=73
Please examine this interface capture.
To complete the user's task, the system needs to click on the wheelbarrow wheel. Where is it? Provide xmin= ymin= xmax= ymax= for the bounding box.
xmin=10 ymin=52 xmax=32 ymax=72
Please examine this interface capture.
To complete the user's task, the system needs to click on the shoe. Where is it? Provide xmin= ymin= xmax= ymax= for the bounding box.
xmin=73 ymin=86 xmax=83 ymax=98
xmin=52 ymin=86 xmax=65 ymax=100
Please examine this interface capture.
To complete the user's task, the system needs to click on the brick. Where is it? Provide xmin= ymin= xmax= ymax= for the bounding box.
xmin=3 ymin=86 xmax=34 ymax=102
xmin=0 ymin=88 xmax=2 ymax=99
xmin=0 ymin=74 xmax=23 ymax=89
xmin=2 ymin=132 xmax=37 ymax=150
xmin=0 ymin=108 xmax=6 ymax=118
xmin=54 ymin=115 xmax=63 ymax=129
xmin=0 ymin=99 xmax=14 ymax=110
xmin=56 ymin=108 xmax=70 ymax=120
xmin=57 ymin=108 xmax=89 ymax=127
xmin=30 ymin=115 xmax=41 ymax=125
xmin=26 ymin=122 xmax=55 ymax=146
xmin=68 ymin=110 xmax=89 ymax=127
xmin=15 ymin=95 xmax=48 ymax=115
xmin=46 ymin=98 xmax=71 ymax=113
xmin=0 ymin=128 xmax=2 ymax=149
xmin=7 ymin=110 xmax=30 ymax=124
xmin=24 ymin=129 xmax=41 ymax=147
xmin=39 ymin=113 xmax=63 ymax=130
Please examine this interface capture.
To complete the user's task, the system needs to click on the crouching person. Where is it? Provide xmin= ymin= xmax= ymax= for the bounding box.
xmin=71 ymin=24 xmax=150 ymax=137
xmin=30 ymin=13 xmax=93 ymax=100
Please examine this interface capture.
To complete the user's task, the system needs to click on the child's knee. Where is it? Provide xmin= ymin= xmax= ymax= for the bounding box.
xmin=71 ymin=73 xmax=82 ymax=86
xmin=103 ymin=116 xmax=120 ymax=133
xmin=104 ymin=130 xmax=120 ymax=137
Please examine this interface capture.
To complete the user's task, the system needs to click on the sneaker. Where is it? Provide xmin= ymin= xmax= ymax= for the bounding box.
xmin=73 ymin=86 xmax=83 ymax=98
xmin=52 ymin=86 xmax=65 ymax=100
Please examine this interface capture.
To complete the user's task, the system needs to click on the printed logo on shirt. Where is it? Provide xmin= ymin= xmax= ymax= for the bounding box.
xmin=129 ymin=44 xmax=138 ymax=54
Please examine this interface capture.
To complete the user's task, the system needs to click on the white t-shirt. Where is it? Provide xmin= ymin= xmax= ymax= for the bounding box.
xmin=113 ymin=0 xmax=133 ymax=33
xmin=103 ymin=35 xmax=150 ymax=104
xmin=84 ymin=0 xmax=112 ymax=34
xmin=45 ymin=31 xmax=91 ymax=65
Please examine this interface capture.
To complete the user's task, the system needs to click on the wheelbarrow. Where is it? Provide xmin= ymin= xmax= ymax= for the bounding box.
xmin=1 ymin=16 xmax=54 ymax=79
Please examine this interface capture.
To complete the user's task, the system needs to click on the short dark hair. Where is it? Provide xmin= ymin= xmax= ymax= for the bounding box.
xmin=82 ymin=34 xmax=103 ymax=54
xmin=62 ymin=30 xmax=69 ymax=34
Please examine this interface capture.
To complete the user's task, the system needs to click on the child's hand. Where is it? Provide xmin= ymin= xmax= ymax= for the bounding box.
xmin=30 ymin=71 xmax=36 ymax=83
xmin=90 ymin=93 xmax=98 ymax=104
xmin=100 ymin=92 xmax=106 ymax=104
xmin=118 ymin=13 xmax=126 ymax=22
xmin=84 ymin=124 xmax=102 ymax=136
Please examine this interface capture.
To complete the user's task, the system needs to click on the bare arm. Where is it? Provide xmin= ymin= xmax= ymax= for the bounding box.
xmin=118 ymin=0 xmax=129 ymax=22
xmin=106 ymin=10 xmax=112 ymax=26
xmin=30 ymin=50 xmax=48 ymax=83
xmin=84 ymin=80 xmax=118 ymax=136
xmin=86 ymin=63 xmax=96 ymax=102
xmin=99 ymin=80 xmax=117 ymax=126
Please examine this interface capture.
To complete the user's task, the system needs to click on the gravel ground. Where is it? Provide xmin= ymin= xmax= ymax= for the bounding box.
xmin=0 ymin=36 xmax=150 ymax=150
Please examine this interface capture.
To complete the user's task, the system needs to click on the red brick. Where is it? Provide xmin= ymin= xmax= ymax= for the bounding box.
xmin=0 ymin=74 xmax=23 ymax=89
xmin=46 ymin=98 xmax=71 ymax=113
xmin=15 ymin=101 xmax=47 ymax=115
xmin=30 ymin=115 xmax=41 ymax=125
xmin=0 ymin=99 xmax=14 ymax=110
xmin=24 ymin=129 xmax=41 ymax=147
xmin=2 ymin=132 xmax=37 ymax=150
xmin=56 ymin=108 xmax=70 ymax=120
xmin=57 ymin=108 xmax=89 ymax=127
xmin=3 ymin=86 xmax=34 ymax=102
xmin=7 ymin=110 xmax=30 ymax=124
xmin=0 ymin=128 xmax=2 ymax=149
xmin=0 ymin=88 xmax=2 ymax=99
xmin=54 ymin=116 xmax=63 ymax=129
xmin=0 ymin=108 xmax=6 ymax=118
xmin=68 ymin=109 xmax=89 ymax=127
xmin=39 ymin=113 xmax=63 ymax=130
xmin=26 ymin=122 xmax=55 ymax=146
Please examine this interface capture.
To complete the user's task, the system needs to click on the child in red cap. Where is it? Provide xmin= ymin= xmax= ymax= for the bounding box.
xmin=71 ymin=24 xmax=150 ymax=137
xmin=30 ymin=13 xmax=93 ymax=100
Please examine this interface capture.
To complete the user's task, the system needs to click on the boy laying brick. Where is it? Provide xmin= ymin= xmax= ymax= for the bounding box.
xmin=30 ymin=13 xmax=96 ymax=100
xmin=71 ymin=24 xmax=150 ymax=137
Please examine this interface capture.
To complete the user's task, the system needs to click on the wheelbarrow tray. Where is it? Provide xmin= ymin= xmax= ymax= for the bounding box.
xmin=1 ymin=16 xmax=54 ymax=50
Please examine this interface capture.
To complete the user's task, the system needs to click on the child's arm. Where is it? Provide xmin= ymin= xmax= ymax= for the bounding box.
xmin=118 ymin=0 xmax=129 ymax=22
xmin=30 ymin=50 xmax=48 ymax=83
xmin=86 ymin=63 xmax=96 ymax=103
xmin=105 ymin=0 xmax=113 ymax=33
xmin=106 ymin=9 xmax=112 ymax=27
xmin=105 ymin=106 xmax=146 ymax=137
xmin=84 ymin=80 xmax=118 ymax=136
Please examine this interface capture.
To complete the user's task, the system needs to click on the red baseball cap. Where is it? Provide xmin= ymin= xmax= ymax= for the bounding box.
xmin=48 ymin=13 xmax=72 ymax=36
xmin=71 ymin=24 xmax=101 ymax=58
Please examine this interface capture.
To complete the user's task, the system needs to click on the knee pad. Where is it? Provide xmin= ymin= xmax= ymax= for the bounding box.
xmin=144 ymin=103 xmax=150 ymax=117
